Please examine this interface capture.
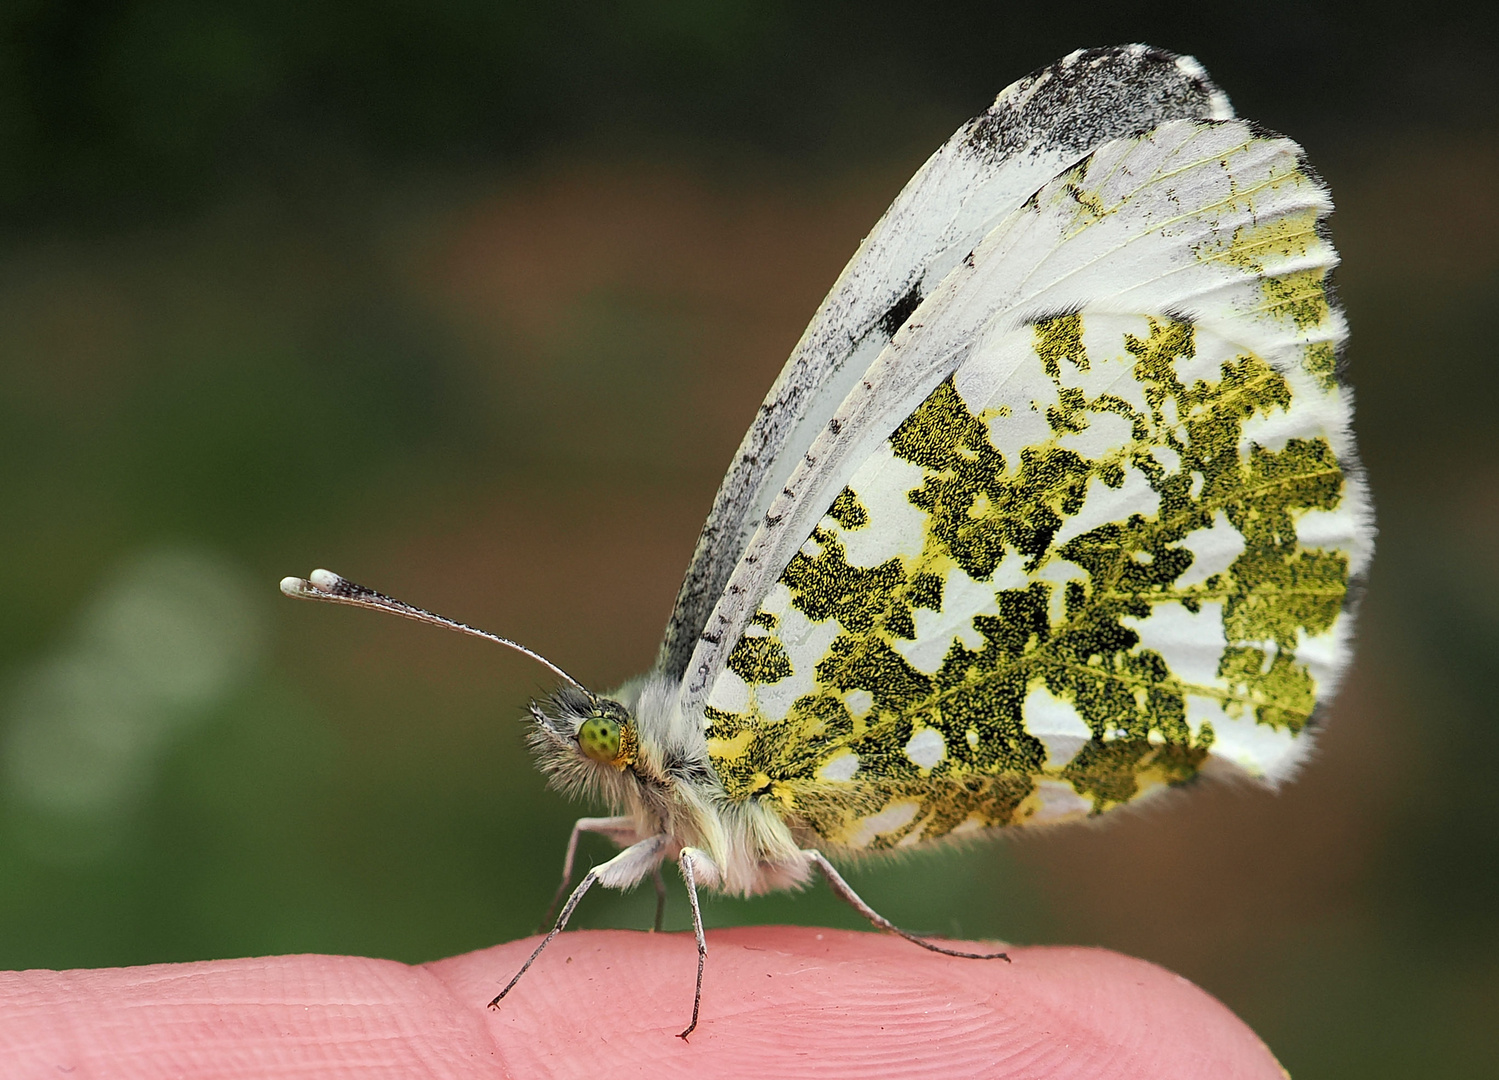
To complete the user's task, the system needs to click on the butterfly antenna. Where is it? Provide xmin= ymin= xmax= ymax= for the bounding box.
xmin=280 ymin=569 xmax=588 ymax=692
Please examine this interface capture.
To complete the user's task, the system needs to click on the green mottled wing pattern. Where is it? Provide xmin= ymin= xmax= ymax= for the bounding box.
xmin=701 ymin=124 xmax=1370 ymax=854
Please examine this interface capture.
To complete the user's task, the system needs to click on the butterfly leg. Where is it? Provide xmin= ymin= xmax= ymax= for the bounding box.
xmin=538 ymin=815 xmax=640 ymax=932
xmin=491 ymin=833 xmax=668 ymax=1010
xmin=804 ymin=849 xmax=1010 ymax=962
xmin=675 ymin=846 xmax=716 ymax=1040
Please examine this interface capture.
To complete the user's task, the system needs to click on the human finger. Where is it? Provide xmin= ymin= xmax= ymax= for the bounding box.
xmin=0 ymin=926 xmax=1287 ymax=1079
xmin=434 ymin=925 xmax=1288 ymax=1079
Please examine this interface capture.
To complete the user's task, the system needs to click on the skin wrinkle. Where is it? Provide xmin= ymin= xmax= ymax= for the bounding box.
xmin=410 ymin=960 xmax=511 ymax=1078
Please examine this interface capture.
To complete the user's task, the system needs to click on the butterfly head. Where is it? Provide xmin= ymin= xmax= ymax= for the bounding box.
xmin=525 ymin=684 xmax=652 ymax=805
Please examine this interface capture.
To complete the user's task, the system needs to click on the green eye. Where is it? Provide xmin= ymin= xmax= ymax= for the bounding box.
xmin=577 ymin=714 xmax=622 ymax=764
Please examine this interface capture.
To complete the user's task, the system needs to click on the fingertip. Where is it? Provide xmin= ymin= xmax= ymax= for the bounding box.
xmin=430 ymin=927 xmax=1286 ymax=1079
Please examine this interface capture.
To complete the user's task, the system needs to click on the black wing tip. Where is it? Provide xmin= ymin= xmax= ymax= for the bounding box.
xmin=965 ymin=44 xmax=1234 ymax=163
xmin=1038 ymin=44 xmax=1229 ymax=111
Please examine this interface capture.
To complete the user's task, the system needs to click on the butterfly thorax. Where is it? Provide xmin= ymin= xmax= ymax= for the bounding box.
xmin=526 ymin=675 xmax=811 ymax=896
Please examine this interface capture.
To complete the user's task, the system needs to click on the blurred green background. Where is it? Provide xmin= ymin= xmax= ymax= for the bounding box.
xmin=1 ymin=2 xmax=1495 ymax=1075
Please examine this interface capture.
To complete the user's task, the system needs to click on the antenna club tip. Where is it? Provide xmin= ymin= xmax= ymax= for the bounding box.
xmin=281 ymin=569 xmax=346 ymax=599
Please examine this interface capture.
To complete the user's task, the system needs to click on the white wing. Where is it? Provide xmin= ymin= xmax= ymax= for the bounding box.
xmin=687 ymin=118 xmax=1369 ymax=737
xmin=656 ymin=45 xmax=1233 ymax=679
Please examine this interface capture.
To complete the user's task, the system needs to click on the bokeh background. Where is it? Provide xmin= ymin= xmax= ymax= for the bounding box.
xmin=1 ymin=2 xmax=1495 ymax=1075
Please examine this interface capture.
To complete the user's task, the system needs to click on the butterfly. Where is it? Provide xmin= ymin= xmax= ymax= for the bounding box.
xmin=282 ymin=44 xmax=1373 ymax=1039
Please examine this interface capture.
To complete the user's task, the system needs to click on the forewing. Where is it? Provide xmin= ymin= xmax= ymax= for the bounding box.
xmin=656 ymin=46 xmax=1233 ymax=680
xmin=700 ymin=120 xmax=1371 ymax=854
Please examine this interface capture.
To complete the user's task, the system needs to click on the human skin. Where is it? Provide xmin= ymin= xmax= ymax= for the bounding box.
xmin=0 ymin=926 xmax=1286 ymax=1079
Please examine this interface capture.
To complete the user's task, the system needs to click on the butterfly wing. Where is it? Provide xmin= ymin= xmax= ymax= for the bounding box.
xmin=698 ymin=118 xmax=1371 ymax=853
xmin=656 ymin=45 xmax=1233 ymax=681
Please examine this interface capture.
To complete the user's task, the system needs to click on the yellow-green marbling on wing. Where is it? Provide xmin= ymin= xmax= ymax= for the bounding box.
xmin=683 ymin=121 xmax=1359 ymax=731
xmin=704 ymin=305 xmax=1364 ymax=855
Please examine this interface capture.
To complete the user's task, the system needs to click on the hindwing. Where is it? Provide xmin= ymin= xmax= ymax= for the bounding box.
xmin=698 ymin=121 xmax=1371 ymax=853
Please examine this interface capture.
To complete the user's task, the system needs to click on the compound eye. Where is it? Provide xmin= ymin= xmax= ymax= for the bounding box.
xmin=577 ymin=714 xmax=622 ymax=764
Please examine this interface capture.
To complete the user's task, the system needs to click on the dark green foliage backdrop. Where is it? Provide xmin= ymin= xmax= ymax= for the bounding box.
xmin=1 ymin=4 xmax=1495 ymax=1078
